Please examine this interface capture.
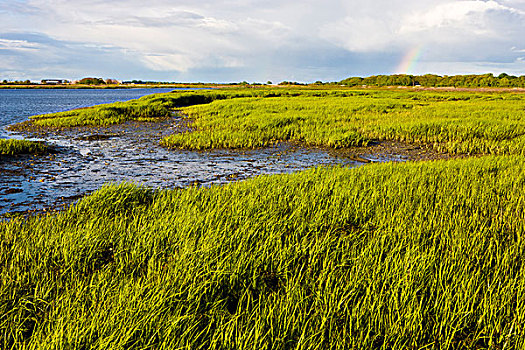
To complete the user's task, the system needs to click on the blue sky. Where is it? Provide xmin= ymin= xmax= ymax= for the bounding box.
xmin=1 ymin=0 xmax=525 ymax=82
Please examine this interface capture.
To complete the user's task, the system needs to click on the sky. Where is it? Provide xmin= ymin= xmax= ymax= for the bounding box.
xmin=0 ymin=0 xmax=524 ymax=82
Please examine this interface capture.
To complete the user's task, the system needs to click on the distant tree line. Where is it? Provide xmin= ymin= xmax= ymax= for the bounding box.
xmin=0 ymin=79 xmax=32 ymax=85
xmin=340 ymin=73 xmax=525 ymax=88
xmin=278 ymin=81 xmax=308 ymax=86
xmin=77 ymin=77 xmax=107 ymax=85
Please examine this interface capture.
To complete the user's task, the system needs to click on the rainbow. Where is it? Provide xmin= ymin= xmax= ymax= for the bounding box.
xmin=396 ymin=46 xmax=423 ymax=74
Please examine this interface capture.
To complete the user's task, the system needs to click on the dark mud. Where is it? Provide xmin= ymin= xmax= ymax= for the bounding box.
xmin=331 ymin=140 xmax=467 ymax=162
xmin=2 ymin=115 xmax=461 ymax=217
xmin=0 ymin=116 xmax=387 ymax=216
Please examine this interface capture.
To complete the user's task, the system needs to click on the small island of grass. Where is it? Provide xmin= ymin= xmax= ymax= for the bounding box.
xmin=12 ymin=87 xmax=525 ymax=157
xmin=0 ymin=138 xmax=47 ymax=156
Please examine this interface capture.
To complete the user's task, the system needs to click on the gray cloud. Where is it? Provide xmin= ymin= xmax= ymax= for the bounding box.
xmin=0 ymin=32 xmax=151 ymax=80
xmin=0 ymin=0 xmax=524 ymax=81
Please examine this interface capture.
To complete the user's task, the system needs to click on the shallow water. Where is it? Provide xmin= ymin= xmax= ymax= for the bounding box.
xmin=0 ymin=88 xmax=175 ymax=134
xmin=0 ymin=89 xmax=404 ymax=216
xmin=2 ymin=116 xmax=385 ymax=215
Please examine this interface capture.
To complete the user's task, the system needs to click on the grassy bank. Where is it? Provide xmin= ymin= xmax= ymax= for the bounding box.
xmin=0 ymin=139 xmax=47 ymax=156
xmin=163 ymin=89 xmax=525 ymax=154
xmin=13 ymin=87 xmax=525 ymax=156
xmin=9 ymin=90 xmax=276 ymax=129
xmin=1 ymin=155 xmax=524 ymax=348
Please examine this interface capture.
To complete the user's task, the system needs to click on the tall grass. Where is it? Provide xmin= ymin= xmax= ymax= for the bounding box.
xmin=0 ymin=139 xmax=47 ymax=156
xmin=1 ymin=156 xmax=525 ymax=348
xmin=163 ymin=90 xmax=525 ymax=154
xmin=13 ymin=87 xmax=525 ymax=155
xmin=11 ymin=90 xmax=292 ymax=129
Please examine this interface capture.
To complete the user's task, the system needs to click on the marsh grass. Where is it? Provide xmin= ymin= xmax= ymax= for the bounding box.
xmin=13 ymin=87 xmax=525 ymax=156
xmin=1 ymin=156 xmax=525 ymax=348
xmin=162 ymin=90 xmax=525 ymax=154
xmin=11 ymin=90 xmax=291 ymax=129
xmin=0 ymin=139 xmax=47 ymax=156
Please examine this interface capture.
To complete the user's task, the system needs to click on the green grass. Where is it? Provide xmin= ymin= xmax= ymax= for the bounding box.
xmin=0 ymin=139 xmax=47 ymax=156
xmin=2 ymin=156 xmax=525 ymax=348
xmin=13 ymin=87 xmax=525 ymax=156
xmin=11 ymin=89 xmax=287 ymax=129
xmin=162 ymin=89 xmax=525 ymax=154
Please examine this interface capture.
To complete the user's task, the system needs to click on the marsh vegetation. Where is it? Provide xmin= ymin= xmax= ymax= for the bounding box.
xmin=0 ymin=139 xmax=47 ymax=156
xmin=1 ymin=156 xmax=524 ymax=348
xmin=15 ymin=88 xmax=525 ymax=156
xmin=163 ymin=89 xmax=525 ymax=154
xmin=2 ymin=87 xmax=525 ymax=348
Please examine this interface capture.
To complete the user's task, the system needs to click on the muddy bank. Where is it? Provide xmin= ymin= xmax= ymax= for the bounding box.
xmin=0 ymin=117 xmax=361 ymax=216
xmin=330 ymin=140 xmax=469 ymax=162
xmin=2 ymin=114 xmax=464 ymax=217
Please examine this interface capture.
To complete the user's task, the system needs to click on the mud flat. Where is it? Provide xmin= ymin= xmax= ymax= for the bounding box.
xmin=2 ymin=116 xmax=389 ymax=216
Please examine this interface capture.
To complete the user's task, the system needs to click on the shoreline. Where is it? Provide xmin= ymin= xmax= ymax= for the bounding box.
xmin=2 ymin=86 xmax=523 ymax=216
xmin=0 ymin=84 xmax=223 ymax=89
xmin=3 ymin=84 xmax=525 ymax=93
xmin=2 ymin=116 xmax=379 ymax=217
xmin=0 ymin=113 xmax=480 ymax=218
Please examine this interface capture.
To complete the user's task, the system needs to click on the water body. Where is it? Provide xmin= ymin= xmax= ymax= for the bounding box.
xmin=0 ymin=89 xmax=398 ymax=216
xmin=0 ymin=88 xmax=175 ymax=135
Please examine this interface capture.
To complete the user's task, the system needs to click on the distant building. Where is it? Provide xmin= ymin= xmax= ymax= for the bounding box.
xmin=41 ymin=79 xmax=70 ymax=85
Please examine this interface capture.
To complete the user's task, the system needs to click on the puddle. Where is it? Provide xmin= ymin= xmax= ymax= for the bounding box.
xmin=2 ymin=116 xmax=403 ymax=216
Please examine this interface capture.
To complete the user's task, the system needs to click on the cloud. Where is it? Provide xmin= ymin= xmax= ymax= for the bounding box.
xmin=0 ymin=38 xmax=41 ymax=51
xmin=0 ymin=0 xmax=41 ymax=15
xmin=0 ymin=32 xmax=150 ymax=80
xmin=0 ymin=0 xmax=524 ymax=81
xmin=400 ymin=1 xmax=516 ymax=32
xmin=318 ymin=0 xmax=525 ymax=75
xmin=320 ymin=1 xmax=525 ymax=51
xmin=399 ymin=1 xmax=525 ymax=40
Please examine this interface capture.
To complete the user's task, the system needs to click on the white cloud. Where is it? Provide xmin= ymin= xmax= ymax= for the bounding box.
xmin=399 ymin=0 xmax=525 ymax=40
xmin=141 ymin=54 xmax=192 ymax=72
xmin=321 ymin=0 xmax=525 ymax=51
xmin=400 ymin=1 xmax=513 ymax=32
xmin=320 ymin=17 xmax=397 ymax=52
xmin=0 ymin=38 xmax=41 ymax=51
xmin=0 ymin=0 xmax=524 ymax=81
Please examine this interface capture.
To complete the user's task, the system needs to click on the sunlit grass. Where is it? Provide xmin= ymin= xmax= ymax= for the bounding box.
xmin=163 ymin=90 xmax=525 ymax=154
xmin=12 ymin=87 xmax=525 ymax=156
xmin=1 ymin=156 xmax=525 ymax=348
xmin=4 ymin=87 xmax=525 ymax=347
xmin=0 ymin=139 xmax=47 ymax=156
